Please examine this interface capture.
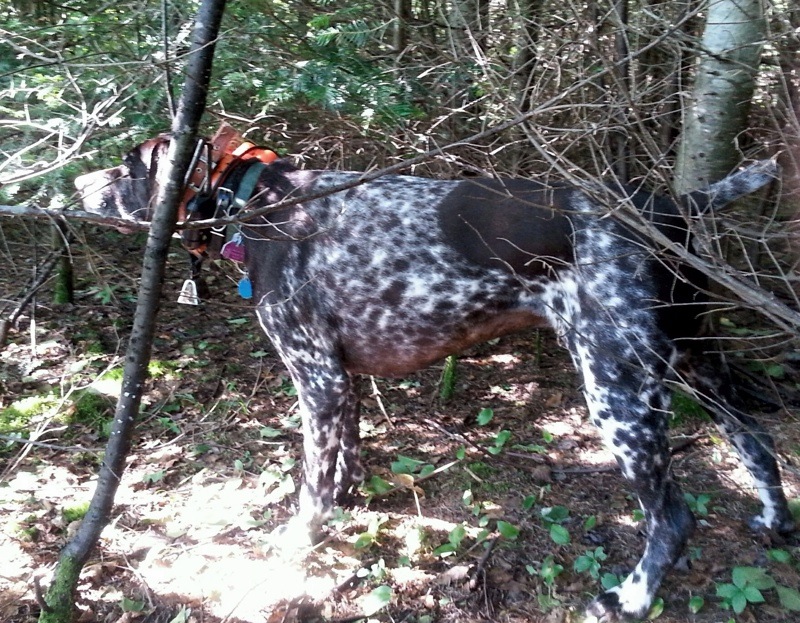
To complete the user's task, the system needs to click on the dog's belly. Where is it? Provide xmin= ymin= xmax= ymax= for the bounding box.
xmin=336 ymin=301 xmax=549 ymax=377
xmin=336 ymin=278 xmax=547 ymax=377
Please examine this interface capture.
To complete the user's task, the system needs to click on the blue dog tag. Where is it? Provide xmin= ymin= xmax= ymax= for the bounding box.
xmin=238 ymin=275 xmax=253 ymax=299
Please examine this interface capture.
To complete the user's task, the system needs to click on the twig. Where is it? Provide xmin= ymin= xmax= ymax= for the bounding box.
xmin=33 ymin=576 xmax=53 ymax=613
xmin=369 ymin=375 xmax=394 ymax=429
xmin=469 ymin=536 xmax=498 ymax=591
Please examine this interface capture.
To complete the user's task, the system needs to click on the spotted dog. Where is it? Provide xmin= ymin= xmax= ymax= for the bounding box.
xmin=75 ymin=126 xmax=794 ymax=622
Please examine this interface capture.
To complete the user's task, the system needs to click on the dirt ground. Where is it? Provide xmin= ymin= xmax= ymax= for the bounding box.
xmin=1 ymin=222 xmax=799 ymax=623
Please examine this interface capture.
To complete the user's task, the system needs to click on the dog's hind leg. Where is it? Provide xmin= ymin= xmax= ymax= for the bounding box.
xmin=546 ymin=270 xmax=695 ymax=621
xmin=573 ymin=330 xmax=694 ymax=621
xmin=681 ymin=350 xmax=794 ymax=534
xmin=335 ymin=385 xmax=366 ymax=500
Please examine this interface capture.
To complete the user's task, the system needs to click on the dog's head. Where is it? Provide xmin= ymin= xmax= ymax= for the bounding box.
xmin=74 ymin=136 xmax=170 ymax=224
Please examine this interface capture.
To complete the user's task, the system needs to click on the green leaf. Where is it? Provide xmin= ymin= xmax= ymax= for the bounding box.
xmin=522 ymin=495 xmax=537 ymax=511
xmin=477 ymin=407 xmax=494 ymax=425
xmin=361 ymin=585 xmax=392 ymax=616
xmin=742 ymin=586 xmax=764 ymax=603
xmin=776 ymin=585 xmax=800 ymax=611
xmin=168 ymin=606 xmax=191 ymax=623
xmin=731 ymin=593 xmax=747 ymax=614
xmin=391 ymin=455 xmax=424 ymax=474
xmin=646 ymin=597 xmax=664 ymax=619
xmin=583 ymin=515 xmax=597 ymax=531
xmin=716 ymin=583 xmax=739 ymax=600
xmin=433 ymin=543 xmax=457 ymax=556
xmin=767 ymin=548 xmax=792 ymax=564
xmin=600 ymin=572 xmax=620 ymax=589
xmin=259 ymin=426 xmax=283 ymax=438
xmin=494 ymin=429 xmax=512 ymax=447
xmin=448 ymin=524 xmax=466 ymax=546
xmin=540 ymin=505 xmax=569 ymax=524
xmin=549 ymin=524 xmax=570 ymax=545
xmin=354 ymin=532 xmax=375 ymax=549
xmin=688 ymin=595 xmax=704 ymax=613
xmin=732 ymin=566 xmax=775 ymax=590
xmin=120 ymin=597 xmax=146 ymax=612
xmin=497 ymin=520 xmax=520 ymax=541
xmin=365 ymin=475 xmax=394 ymax=494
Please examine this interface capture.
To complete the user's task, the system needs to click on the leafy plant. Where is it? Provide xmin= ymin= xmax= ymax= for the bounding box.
xmin=354 ymin=515 xmax=388 ymax=550
xmin=716 ymin=566 xmax=774 ymax=614
xmin=433 ymin=523 xmax=467 ymax=557
xmin=683 ymin=492 xmax=712 ymax=517
xmin=496 ymin=520 xmax=520 ymax=541
xmin=486 ymin=429 xmax=512 ymax=455
xmin=356 ymin=557 xmax=388 ymax=581
xmin=391 ymin=455 xmax=435 ymax=478
xmin=539 ymin=506 xmax=570 ymax=545
xmin=439 ymin=355 xmax=457 ymax=401
xmin=526 ymin=554 xmax=564 ymax=610
xmin=574 ymin=547 xmax=608 ymax=580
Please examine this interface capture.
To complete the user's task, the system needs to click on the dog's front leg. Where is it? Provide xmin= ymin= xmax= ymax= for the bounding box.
xmin=257 ymin=301 xmax=360 ymax=544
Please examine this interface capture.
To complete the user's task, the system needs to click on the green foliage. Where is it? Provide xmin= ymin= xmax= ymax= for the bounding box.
xmin=573 ymin=547 xmax=608 ymax=579
xmin=70 ymin=389 xmax=114 ymax=434
xmin=683 ymin=491 xmax=712 ymax=517
xmin=433 ymin=523 xmax=467 ymax=557
xmin=476 ymin=407 xmax=494 ymax=426
xmin=354 ymin=515 xmax=387 ymax=550
xmin=391 ymin=455 xmax=435 ymax=478
xmin=670 ymin=391 xmax=709 ymax=424
xmin=688 ymin=595 xmax=705 ymax=614
xmin=0 ymin=394 xmax=56 ymax=435
xmin=62 ymin=502 xmax=90 ymax=523
xmin=439 ymin=355 xmax=457 ymax=401
xmin=539 ymin=505 xmax=570 ymax=545
xmin=710 ymin=556 xmax=800 ymax=615
xmin=715 ymin=566 xmax=774 ymax=614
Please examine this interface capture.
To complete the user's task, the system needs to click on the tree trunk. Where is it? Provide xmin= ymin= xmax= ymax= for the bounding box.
xmin=393 ymin=0 xmax=411 ymax=54
xmin=674 ymin=0 xmax=766 ymax=192
xmin=514 ymin=0 xmax=545 ymax=115
xmin=611 ymin=0 xmax=630 ymax=182
xmin=37 ymin=1 xmax=228 ymax=621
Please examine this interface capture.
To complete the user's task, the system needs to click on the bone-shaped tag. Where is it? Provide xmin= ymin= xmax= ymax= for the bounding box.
xmin=177 ymin=279 xmax=200 ymax=305
xmin=221 ymin=232 xmax=246 ymax=262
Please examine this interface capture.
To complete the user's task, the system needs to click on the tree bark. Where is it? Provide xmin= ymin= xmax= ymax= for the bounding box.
xmin=674 ymin=0 xmax=766 ymax=192
xmin=393 ymin=0 xmax=411 ymax=54
xmin=37 ymin=1 xmax=228 ymax=621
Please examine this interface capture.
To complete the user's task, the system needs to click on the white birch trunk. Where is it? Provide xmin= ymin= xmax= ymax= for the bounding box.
xmin=674 ymin=0 xmax=766 ymax=193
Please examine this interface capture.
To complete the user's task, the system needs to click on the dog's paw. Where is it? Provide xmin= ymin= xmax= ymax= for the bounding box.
xmin=585 ymin=584 xmax=651 ymax=623
xmin=584 ymin=592 xmax=624 ymax=623
xmin=748 ymin=509 xmax=796 ymax=536
xmin=268 ymin=515 xmax=321 ymax=556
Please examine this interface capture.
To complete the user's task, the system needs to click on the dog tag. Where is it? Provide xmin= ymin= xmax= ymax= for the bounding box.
xmin=238 ymin=275 xmax=253 ymax=299
xmin=177 ymin=279 xmax=200 ymax=305
xmin=221 ymin=232 xmax=246 ymax=263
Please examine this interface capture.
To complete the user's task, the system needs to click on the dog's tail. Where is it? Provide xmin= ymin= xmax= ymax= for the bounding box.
xmin=681 ymin=159 xmax=779 ymax=214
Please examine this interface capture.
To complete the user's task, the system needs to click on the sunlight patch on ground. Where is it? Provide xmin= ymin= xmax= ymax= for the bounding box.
xmin=103 ymin=462 xmax=363 ymax=621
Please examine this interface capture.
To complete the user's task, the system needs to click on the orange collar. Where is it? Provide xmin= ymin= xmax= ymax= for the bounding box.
xmin=179 ymin=122 xmax=278 ymax=222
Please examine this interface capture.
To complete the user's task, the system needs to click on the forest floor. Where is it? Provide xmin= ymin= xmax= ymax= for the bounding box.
xmin=1 ymin=223 xmax=799 ymax=623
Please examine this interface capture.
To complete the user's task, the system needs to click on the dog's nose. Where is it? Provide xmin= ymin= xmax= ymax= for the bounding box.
xmin=74 ymin=172 xmax=93 ymax=192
